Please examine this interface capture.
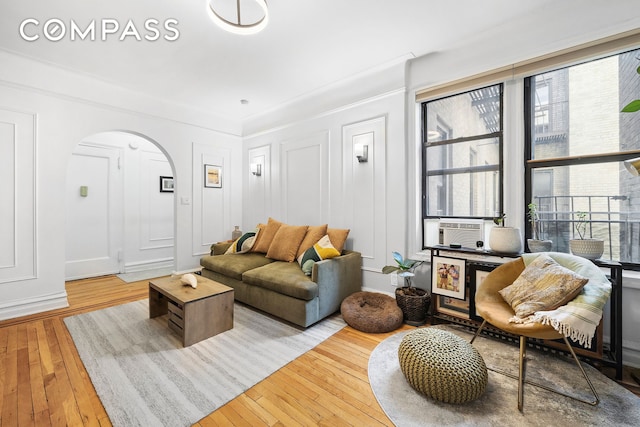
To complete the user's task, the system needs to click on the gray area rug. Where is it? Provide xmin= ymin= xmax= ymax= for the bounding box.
xmin=65 ymin=299 xmax=345 ymax=426
xmin=369 ymin=325 xmax=640 ymax=426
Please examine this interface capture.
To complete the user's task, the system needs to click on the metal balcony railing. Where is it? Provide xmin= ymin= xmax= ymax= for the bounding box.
xmin=532 ymin=195 xmax=640 ymax=265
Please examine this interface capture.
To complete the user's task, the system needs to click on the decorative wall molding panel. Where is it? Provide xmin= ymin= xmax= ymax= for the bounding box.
xmin=246 ymin=145 xmax=271 ymax=228
xmin=139 ymin=149 xmax=174 ymax=250
xmin=342 ymin=116 xmax=386 ymax=270
xmin=280 ymin=131 xmax=329 ymax=225
xmin=193 ymin=143 xmax=231 ymax=256
xmin=0 ymin=108 xmax=36 ymax=283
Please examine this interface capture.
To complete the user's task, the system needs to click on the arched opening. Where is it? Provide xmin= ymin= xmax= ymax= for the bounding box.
xmin=65 ymin=131 xmax=176 ymax=280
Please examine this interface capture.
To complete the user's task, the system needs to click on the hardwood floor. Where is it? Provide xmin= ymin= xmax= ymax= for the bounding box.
xmin=0 ymin=276 xmax=150 ymax=427
xmin=1 ymin=275 xmax=638 ymax=426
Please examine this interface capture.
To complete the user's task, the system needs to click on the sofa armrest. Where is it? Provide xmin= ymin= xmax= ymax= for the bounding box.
xmin=211 ymin=241 xmax=233 ymax=255
xmin=312 ymin=250 xmax=362 ymax=318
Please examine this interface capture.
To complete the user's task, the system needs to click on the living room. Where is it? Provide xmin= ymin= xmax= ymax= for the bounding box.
xmin=2 ymin=1 xmax=640 ymax=425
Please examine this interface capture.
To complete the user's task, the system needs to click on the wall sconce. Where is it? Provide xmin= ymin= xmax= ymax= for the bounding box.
xmin=250 ymin=163 xmax=262 ymax=176
xmin=624 ymin=157 xmax=640 ymax=176
xmin=355 ymin=144 xmax=368 ymax=163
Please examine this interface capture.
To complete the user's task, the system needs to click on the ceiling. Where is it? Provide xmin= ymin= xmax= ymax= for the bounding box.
xmin=1 ymin=0 xmax=639 ymax=123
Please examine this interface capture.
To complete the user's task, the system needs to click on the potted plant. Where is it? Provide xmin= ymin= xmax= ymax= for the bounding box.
xmin=488 ymin=213 xmax=523 ymax=254
xmin=527 ymin=203 xmax=552 ymax=252
xmin=569 ymin=211 xmax=604 ymax=259
xmin=382 ymin=252 xmax=430 ymax=326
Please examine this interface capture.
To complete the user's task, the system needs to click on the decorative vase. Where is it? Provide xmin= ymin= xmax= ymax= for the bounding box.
xmin=231 ymin=226 xmax=242 ymax=240
xmin=488 ymin=226 xmax=523 ymax=254
xmin=527 ymin=238 xmax=553 ymax=253
xmin=569 ymin=239 xmax=604 ymax=260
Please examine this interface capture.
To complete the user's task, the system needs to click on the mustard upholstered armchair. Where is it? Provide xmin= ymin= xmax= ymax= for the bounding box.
xmin=470 ymin=253 xmax=606 ymax=411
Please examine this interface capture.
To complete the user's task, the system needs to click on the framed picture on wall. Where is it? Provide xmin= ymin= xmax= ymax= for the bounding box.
xmin=431 ymin=255 xmax=466 ymax=300
xmin=204 ymin=164 xmax=222 ymax=188
xmin=159 ymin=176 xmax=174 ymax=192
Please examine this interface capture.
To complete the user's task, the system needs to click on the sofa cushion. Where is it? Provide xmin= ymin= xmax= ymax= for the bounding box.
xmin=252 ymin=217 xmax=283 ymax=253
xmin=297 ymin=224 xmax=328 ymax=258
xmin=210 ymin=241 xmax=233 ymax=255
xmin=225 ymin=229 xmax=259 ymax=254
xmin=297 ymin=235 xmax=341 ymax=275
xmin=242 ymin=261 xmax=319 ymax=300
xmin=327 ymin=227 xmax=350 ymax=253
xmin=200 ymin=253 xmax=274 ymax=281
xmin=266 ymin=224 xmax=309 ymax=262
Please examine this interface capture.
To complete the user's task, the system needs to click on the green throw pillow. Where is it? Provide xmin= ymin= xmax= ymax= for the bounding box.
xmin=225 ymin=229 xmax=259 ymax=254
xmin=297 ymin=235 xmax=340 ymax=275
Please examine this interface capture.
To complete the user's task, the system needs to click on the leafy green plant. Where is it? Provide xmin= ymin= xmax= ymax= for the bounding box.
xmin=493 ymin=213 xmax=506 ymax=227
xmin=382 ymin=251 xmax=419 ymax=274
xmin=382 ymin=252 xmax=423 ymax=290
xmin=622 ymin=64 xmax=640 ymax=112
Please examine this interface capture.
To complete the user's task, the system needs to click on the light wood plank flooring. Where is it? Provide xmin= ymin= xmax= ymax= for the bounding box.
xmin=1 ymin=275 xmax=638 ymax=426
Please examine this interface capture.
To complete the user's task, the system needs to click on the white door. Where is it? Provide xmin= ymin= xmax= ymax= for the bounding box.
xmin=65 ymin=144 xmax=123 ymax=280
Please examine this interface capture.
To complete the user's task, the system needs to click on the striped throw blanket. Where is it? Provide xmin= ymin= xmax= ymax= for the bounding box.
xmin=514 ymin=252 xmax=612 ymax=347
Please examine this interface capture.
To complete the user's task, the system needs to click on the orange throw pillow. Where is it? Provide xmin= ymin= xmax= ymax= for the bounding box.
xmin=266 ymin=224 xmax=309 ymax=262
xmin=251 ymin=218 xmax=283 ymax=253
xmin=327 ymin=227 xmax=350 ymax=253
xmin=296 ymin=224 xmax=328 ymax=258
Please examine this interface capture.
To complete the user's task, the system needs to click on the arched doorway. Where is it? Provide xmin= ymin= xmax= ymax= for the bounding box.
xmin=65 ymin=131 xmax=176 ymax=280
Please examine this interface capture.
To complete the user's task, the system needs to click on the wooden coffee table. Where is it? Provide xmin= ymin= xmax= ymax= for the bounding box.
xmin=149 ymin=275 xmax=234 ymax=346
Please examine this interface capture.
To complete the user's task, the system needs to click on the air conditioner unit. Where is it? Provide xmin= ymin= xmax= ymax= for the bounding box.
xmin=438 ymin=219 xmax=485 ymax=248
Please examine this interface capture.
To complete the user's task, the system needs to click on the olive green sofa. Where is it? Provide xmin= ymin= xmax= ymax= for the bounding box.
xmin=200 ymin=241 xmax=362 ymax=327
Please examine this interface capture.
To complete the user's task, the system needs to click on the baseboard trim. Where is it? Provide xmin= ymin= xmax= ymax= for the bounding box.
xmin=0 ymin=292 xmax=69 ymax=321
xmin=123 ymin=259 xmax=174 ymax=274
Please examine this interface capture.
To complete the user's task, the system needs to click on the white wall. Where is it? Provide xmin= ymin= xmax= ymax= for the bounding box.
xmin=0 ymin=52 xmax=242 ymax=320
xmin=68 ymin=133 xmax=176 ymax=275
xmin=121 ymin=135 xmax=174 ymax=273
xmin=65 ymin=142 xmax=124 ymax=279
xmin=243 ymin=60 xmax=410 ymax=295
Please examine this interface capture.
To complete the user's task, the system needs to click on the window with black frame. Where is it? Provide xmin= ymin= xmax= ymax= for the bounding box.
xmin=524 ymin=48 xmax=640 ymax=268
xmin=422 ymin=84 xmax=504 ymax=219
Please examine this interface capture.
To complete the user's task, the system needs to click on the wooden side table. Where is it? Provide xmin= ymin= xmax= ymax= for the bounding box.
xmin=149 ymin=275 xmax=234 ymax=346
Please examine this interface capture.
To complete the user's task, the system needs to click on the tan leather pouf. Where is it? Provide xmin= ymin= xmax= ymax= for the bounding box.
xmin=340 ymin=291 xmax=403 ymax=333
xmin=398 ymin=328 xmax=488 ymax=404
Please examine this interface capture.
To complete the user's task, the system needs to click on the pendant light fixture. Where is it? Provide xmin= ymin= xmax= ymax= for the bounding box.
xmin=624 ymin=157 xmax=640 ymax=176
xmin=207 ymin=0 xmax=269 ymax=35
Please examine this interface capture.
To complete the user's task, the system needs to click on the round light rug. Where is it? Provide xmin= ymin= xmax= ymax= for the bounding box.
xmin=368 ymin=325 xmax=640 ymax=427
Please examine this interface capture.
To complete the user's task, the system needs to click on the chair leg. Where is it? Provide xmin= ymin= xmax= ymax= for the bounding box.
xmin=518 ymin=336 xmax=526 ymax=411
xmin=470 ymin=320 xmax=487 ymax=344
xmin=477 ymin=332 xmax=600 ymax=409
xmin=561 ymin=336 xmax=600 ymax=406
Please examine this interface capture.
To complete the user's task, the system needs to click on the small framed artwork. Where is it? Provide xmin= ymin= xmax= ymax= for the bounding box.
xmin=436 ymin=292 xmax=470 ymax=319
xmin=204 ymin=164 xmax=222 ymax=188
xmin=159 ymin=176 xmax=174 ymax=193
xmin=468 ymin=263 xmax=494 ymax=320
xmin=431 ymin=255 xmax=466 ymax=300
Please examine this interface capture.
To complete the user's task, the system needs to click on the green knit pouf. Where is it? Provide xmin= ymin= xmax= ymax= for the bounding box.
xmin=398 ymin=328 xmax=488 ymax=404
